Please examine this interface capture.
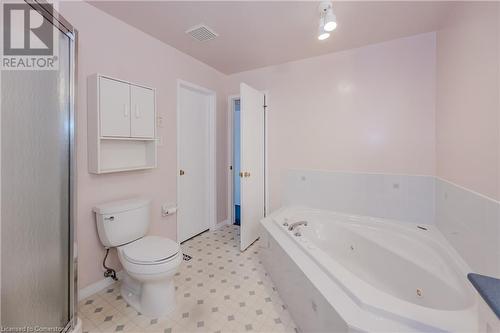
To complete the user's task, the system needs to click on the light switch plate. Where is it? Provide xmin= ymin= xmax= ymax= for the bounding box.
xmin=157 ymin=115 xmax=164 ymax=128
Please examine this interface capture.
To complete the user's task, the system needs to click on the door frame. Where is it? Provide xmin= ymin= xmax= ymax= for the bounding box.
xmin=176 ymin=79 xmax=217 ymax=242
xmin=227 ymin=92 xmax=269 ymax=226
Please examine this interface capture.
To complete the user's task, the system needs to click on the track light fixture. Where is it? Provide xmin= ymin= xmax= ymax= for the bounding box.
xmin=318 ymin=1 xmax=337 ymax=40
xmin=318 ymin=23 xmax=330 ymax=41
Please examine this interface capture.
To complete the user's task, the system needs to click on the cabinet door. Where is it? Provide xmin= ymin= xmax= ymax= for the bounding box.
xmin=99 ymin=77 xmax=131 ymax=137
xmin=130 ymin=85 xmax=155 ymax=138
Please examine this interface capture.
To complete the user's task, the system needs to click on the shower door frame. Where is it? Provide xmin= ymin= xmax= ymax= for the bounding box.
xmin=24 ymin=1 xmax=78 ymax=332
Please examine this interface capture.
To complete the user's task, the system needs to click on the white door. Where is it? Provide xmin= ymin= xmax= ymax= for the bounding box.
xmin=177 ymin=84 xmax=211 ymax=242
xmin=131 ymin=85 xmax=155 ymax=138
xmin=240 ymin=83 xmax=265 ymax=251
xmin=99 ymin=77 xmax=130 ymax=137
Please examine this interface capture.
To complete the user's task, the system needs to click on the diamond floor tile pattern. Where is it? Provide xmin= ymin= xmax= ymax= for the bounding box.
xmin=79 ymin=225 xmax=298 ymax=333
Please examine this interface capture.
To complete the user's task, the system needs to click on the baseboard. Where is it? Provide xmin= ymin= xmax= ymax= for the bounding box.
xmin=212 ymin=219 xmax=231 ymax=230
xmin=78 ymin=270 xmax=124 ymax=301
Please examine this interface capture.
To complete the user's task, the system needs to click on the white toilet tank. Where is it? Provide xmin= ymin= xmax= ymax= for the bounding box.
xmin=93 ymin=199 xmax=151 ymax=248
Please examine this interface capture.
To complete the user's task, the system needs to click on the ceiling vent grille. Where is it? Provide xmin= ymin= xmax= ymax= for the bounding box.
xmin=185 ymin=24 xmax=218 ymax=42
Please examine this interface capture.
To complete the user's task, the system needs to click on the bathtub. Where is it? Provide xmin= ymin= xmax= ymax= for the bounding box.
xmin=259 ymin=206 xmax=479 ymax=333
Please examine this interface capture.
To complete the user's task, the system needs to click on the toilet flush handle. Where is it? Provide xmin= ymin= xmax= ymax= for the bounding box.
xmin=104 ymin=216 xmax=115 ymax=221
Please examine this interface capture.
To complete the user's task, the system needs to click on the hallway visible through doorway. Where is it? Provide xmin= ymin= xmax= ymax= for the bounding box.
xmin=233 ymin=99 xmax=241 ymax=225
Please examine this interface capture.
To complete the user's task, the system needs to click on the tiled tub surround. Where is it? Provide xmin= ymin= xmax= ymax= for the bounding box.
xmin=79 ymin=225 xmax=297 ymax=333
xmin=436 ymin=178 xmax=500 ymax=278
xmin=284 ymin=170 xmax=435 ymax=225
xmin=283 ymin=170 xmax=500 ymax=280
xmin=260 ymin=206 xmax=478 ymax=333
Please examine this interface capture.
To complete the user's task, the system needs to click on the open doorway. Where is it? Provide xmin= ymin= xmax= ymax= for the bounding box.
xmin=228 ymin=84 xmax=268 ymax=251
xmin=233 ymin=99 xmax=241 ymax=226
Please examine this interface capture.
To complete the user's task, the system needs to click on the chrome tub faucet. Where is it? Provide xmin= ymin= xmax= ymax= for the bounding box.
xmin=288 ymin=220 xmax=308 ymax=231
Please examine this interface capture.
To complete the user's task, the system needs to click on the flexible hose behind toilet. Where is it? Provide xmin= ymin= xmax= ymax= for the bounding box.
xmin=103 ymin=248 xmax=118 ymax=281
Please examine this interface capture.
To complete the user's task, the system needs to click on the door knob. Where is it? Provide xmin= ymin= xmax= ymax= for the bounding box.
xmin=180 ymin=170 xmax=185 ymax=176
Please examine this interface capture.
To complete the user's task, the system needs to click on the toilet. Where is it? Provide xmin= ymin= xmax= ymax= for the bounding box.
xmin=93 ymin=199 xmax=182 ymax=318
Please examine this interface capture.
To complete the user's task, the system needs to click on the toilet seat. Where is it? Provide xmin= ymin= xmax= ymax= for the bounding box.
xmin=121 ymin=236 xmax=180 ymax=265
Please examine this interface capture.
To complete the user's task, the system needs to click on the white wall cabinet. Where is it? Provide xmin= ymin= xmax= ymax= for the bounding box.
xmin=99 ymin=77 xmax=131 ymax=137
xmin=88 ymin=74 xmax=157 ymax=174
xmin=131 ymin=85 xmax=155 ymax=138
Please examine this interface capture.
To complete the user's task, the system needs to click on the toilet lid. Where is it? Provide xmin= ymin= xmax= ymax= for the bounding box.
xmin=122 ymin=236 xmax=180 ymax=264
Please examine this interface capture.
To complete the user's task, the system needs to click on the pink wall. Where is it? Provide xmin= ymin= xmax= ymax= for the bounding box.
xmin=60 ymin=1 xmax=228 ymax=289
xmin=227 ymin=33 xmax=437 ymax=212
xmin=436 ymin=2 xmax=500 ymax=201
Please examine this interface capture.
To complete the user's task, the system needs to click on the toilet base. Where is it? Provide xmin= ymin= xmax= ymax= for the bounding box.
xmin=120 ymin=273 xmax=176 ymax=318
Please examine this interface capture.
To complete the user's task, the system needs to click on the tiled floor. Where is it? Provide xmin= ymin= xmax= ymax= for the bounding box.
xmin=79 ymin=225 xmax=298 ymax=333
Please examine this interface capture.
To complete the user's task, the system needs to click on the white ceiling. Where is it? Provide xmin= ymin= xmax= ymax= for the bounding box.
xmin=89 ymin=1 xmax=452 ymax=74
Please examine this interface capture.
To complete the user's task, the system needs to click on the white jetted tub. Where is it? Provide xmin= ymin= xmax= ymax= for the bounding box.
xmin=259 ymin=206 xmax=479 ymax=333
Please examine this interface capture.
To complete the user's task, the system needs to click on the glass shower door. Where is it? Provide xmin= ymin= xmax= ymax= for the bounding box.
xmin=1 ymin=4 xmax=76 ymax=331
